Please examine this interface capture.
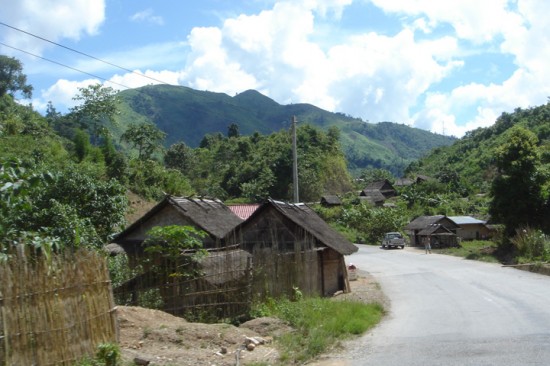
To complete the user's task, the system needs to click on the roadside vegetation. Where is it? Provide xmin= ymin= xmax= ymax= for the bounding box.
xmin=251 ymin=294 xmax=384 ymax=364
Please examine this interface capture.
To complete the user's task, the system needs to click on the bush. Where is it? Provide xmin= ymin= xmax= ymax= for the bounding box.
xmin=511 ymin=227 xmax=550 ymax=263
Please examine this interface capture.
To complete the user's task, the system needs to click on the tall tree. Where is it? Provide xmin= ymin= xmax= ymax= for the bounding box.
xmin=70 ymin=84 xmax=118 ymax=144
xmin=121 ymin=122 xmax=166 ymax=160
xmin=490 ymin=126 xmax=545 ymax=235
xmin=0 ymin=55 xmax=33 ymax=98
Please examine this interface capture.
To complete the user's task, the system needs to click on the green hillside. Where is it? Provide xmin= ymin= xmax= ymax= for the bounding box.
xmin=116 ymin=85 xmax=455 ymax=176
xmin=408 ymin=102 xmax=550 ymax=192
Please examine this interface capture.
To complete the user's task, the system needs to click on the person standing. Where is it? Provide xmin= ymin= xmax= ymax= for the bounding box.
xmin=424 ymin=238 xmax=432 ymax=254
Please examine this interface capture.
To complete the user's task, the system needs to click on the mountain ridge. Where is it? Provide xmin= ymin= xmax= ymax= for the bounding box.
xmin=115 ymin=84 xmax=456 ymax=175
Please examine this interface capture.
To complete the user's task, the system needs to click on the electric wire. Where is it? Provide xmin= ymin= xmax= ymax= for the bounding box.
xmin=0 ymin=20 xmax=173 ymax=86
xmin=0 ymin=41 xmax=132 ymax=90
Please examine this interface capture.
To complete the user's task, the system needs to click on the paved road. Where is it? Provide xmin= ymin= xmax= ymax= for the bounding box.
xmin=326 ymin=245 xmax=550 ymax=366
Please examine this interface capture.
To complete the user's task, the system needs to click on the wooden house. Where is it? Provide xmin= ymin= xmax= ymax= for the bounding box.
xmin=108 ymin=196 xmax=248 ymax=318
xmin=448 ymin=216 xmax=493 ymax=240
xmin=405 ymin=215 xmax=460 ymax=248
xmin=227 ymin=199 xmax=358 ymax=299
xmin=360 ymin=179 xmax=397 ymax=200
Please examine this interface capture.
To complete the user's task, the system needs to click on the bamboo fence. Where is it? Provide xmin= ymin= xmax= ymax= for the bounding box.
xmin=0 ymin=248 xmax=118 ymax=366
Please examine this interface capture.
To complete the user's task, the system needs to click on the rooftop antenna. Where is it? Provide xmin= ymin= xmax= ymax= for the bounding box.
xmin=292 ymin=115 xmax=299 ymax=203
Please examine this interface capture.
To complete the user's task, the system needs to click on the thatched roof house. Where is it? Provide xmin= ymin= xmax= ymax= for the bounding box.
xmin=228 ymin=199 xmax=357 ymax=298
xmin=360 ymin=179 xmax=397 ymax=200
xmin=320 ymin=195 xmax=342 ymax=207
xmin=112 ymin=196 xmax=243 ymax=256
xmin=405 ymin=215 xmax=460 ymax=248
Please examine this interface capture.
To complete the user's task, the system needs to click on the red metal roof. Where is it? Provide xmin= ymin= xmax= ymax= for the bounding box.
xmin=228 ymin=204 xmax=260 ymax=220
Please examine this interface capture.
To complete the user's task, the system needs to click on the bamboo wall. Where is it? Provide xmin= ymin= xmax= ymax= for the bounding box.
xmin=0 ymin=249 xmax=118 ymax=365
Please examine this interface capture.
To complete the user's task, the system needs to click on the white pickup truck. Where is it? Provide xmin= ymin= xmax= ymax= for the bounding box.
xmin=381 ymin=232 xmax=406 ymax=249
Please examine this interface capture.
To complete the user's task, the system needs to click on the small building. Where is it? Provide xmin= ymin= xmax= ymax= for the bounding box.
xmin=448 ymin=216 xmax=493 ymax=240
xmin=227 ymin=199 xmax=358 ymax=299
xmin=360 ymin=179 xmax=397 ymax=199
xmin=405 ymin=215 xmax=460 ymax=248
xmin=320 ymin=195 xmax=342 ymax=207
xmin=359 ymin=190 xmax=386 ymax=206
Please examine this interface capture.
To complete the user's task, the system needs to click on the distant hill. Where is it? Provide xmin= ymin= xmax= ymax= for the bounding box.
xmin=116 ymin=85 xmax=455 ymax=175
xmin=407 ymin=102 xmax=550 ymax=191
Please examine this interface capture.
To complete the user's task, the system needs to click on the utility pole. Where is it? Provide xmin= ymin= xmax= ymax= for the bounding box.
xmin=292 ymin=115 xmax=299 ymax=203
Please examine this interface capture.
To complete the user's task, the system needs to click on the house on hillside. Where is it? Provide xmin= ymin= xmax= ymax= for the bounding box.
xmin=448 ymin=216 xmax=493 ymax=240
xmin=405 ymin=215 xmax=460 ymax=248
xmin=360 ymin=179 xmax=397 ymax=199
xmin=320 ymin=195 xmax=342 ymax=207
xmin=227 ymin=199 xmax=358 ymax=298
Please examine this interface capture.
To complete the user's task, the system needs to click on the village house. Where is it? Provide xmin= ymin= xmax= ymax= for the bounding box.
xmin=448 ymin=216 xmax=493 ymax=240
xmin=107 ymin=196 xmax=248 ymax=318
xmin=227 ymin=199 xmax=358 ymax=299
xmin=320 ymin=194 xmax=342 ymax=207
xmin=405 ymin=215 xmax=460 ymax=248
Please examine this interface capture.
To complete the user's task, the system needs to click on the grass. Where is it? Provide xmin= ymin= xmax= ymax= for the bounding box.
xmin=435 ymin=240 xmax=499 ymax=263
xmin=252 ymin=296 xmax=384 ymax=364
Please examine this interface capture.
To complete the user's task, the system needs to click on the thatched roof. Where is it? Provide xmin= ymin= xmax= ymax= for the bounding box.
xmin=114 ymin=196 xmax=243 ymax=244
xmin=405 ymin=215 xmax=460 ymax=231
xmin=418 ymin=224 xmax=455 ymax=236
xmin=320 ymin=195 xmax=342 ymax=206
xmin=360 ymin=179 xmax=396 ymax=199
xmin=240 ymin=199 xmax=358 ymax=255
xmin=394 ymin=178 xmax=414 ymax=187
xmin=360 ymin=190 xmax=386 ymax=205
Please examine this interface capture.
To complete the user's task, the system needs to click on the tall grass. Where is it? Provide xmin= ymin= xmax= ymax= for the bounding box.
xmin=252 ymin=296 xmax=384 ymax=364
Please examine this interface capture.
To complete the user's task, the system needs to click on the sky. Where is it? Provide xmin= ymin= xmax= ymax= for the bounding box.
xmin=1 ymin=0 xmax=549 ymax=137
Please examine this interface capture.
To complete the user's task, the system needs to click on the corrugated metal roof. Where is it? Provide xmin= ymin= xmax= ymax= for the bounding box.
xmin=448 ymin=216 xmax=486 ymax=225
xmin=228 ymin=204 xmax=260 ymax=220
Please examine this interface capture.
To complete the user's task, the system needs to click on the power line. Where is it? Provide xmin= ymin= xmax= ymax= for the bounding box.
xmin=0 ymin=21 xmax=173 ymax=86
xmin=0 ymin=41 xmax=132 ymax=90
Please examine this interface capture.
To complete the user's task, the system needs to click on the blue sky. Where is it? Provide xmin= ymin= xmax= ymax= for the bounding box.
xmin=1 ymin=0 xmax=548 ymax=137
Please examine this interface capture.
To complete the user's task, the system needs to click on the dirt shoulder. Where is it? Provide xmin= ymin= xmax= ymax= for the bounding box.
xmin=116 ymin=272 xmax=387 ymax=365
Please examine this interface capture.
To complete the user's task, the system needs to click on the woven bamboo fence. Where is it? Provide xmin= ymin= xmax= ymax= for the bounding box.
xmin=113 ymin=248 xmax=253 ymax=321
xmin=0 ymin=248 xmax=118 ymax=366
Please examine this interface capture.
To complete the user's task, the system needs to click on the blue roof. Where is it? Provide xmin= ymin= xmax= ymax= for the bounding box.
xmin=448 ymin=216 xmax=486 ymax=225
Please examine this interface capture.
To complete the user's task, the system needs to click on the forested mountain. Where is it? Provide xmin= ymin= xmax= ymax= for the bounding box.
xmin=116 ymin=85 xmax=455 ymax=175
xmin=406 ymin=102 xmax=550 ymax=194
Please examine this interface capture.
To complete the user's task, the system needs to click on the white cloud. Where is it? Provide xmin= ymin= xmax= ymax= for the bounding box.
xmin=39 ymin=78 xmax=102 ymax=111
xmin=0 ymin=0 xmax=105 ymax=56
xmin=130 ymin=9 xmax=164 ymax=26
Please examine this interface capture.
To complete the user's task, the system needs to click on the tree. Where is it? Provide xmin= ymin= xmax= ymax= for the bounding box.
xmin=70 ymin=84 xmax=118 ymax=144
xmin=227 ymin=123 xmax=240 ymax=138
xmin=165 ymin=142 xmax=196 ymax=173
xmin=0 ymin=55 xmax=32 ymax=98
xmin=73 ymin=129 xmax=91 ymax=162
xmin=121 ymin=122 xmax=166 ymax=160
xmin=490 ymin=126 xmax=545 ymax=235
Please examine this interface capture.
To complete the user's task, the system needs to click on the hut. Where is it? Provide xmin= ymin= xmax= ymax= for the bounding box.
xmin=109 ymin=196 xmax=248 ymax=318
xmin=227 ymin=203 xmax=260 ymax=220
xmin=227 ymin=199 xmax=358 ymax=299
xmin=360 ymin=179 xmax=397 ymax=200
xmin=320 ymin=195 xmax=342 ymax=207
xmin=405 ymin=215 xmax=460 ymax=248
